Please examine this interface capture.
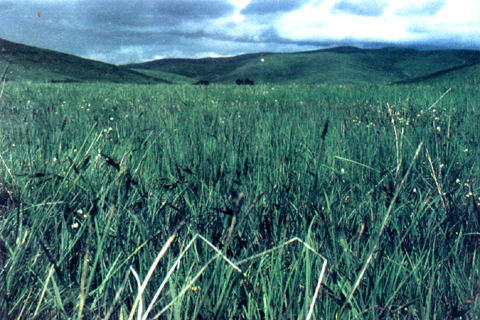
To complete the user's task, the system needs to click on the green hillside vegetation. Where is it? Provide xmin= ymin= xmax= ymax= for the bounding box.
xmin=128 ymin=67 xmax=198 ymax=84
xmin=123 ymin=52 xmax=270 ymax=82
xmin=2 ymin=37 xmax=480 ymax=86
xmin=124 ymin=46 xmax=480 ymax=85
xmin=396 ymin=61 xmax=480 ymax=86
xmin=0 ymin=38 xmax=170 ymax=84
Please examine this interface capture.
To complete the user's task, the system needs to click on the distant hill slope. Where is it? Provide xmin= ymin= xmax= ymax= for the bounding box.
xmin=2 ymin=37 xmax=480 ymax=86
xmin=393 ymin=60 xmax=480 ymax=86
xmin=0 ymin=38 xmax=170 ymax=84
xmin=123 ymin=46 xmax=480 ymax=85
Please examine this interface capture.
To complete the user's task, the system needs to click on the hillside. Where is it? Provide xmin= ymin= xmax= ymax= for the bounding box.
xmin=394 ymin=60 xmax=480 ymax=86
xmin=124 ymin=46 xmax=480 ymax=85
xmin=2 ymin=36 xmax=480 ymax=86
xmin=0 ymin=38 xmax=170 ymax=84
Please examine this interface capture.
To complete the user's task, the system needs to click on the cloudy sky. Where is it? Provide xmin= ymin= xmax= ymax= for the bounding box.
xmin=1 ymin=0 xmax=479 ymax=65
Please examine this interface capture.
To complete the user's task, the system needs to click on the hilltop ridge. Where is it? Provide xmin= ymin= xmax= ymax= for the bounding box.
xmin=2 ymin=37 xmax=480 ymax=85
xmin=0 ymin=38 xmax=170 ymax=84
xmin=123 ymin=46 xmax=480 ymax=85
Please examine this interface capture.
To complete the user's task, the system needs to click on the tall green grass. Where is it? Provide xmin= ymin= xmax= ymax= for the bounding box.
xmin=0 ymin=81 xmax=479 ymax=319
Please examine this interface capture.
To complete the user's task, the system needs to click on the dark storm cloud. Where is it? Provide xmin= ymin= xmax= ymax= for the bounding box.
xmin=0 ymin=0 xmax=235 ymax=34
xmin=148 ymin=0 xmax=235 ymax=21
xmin=80 ymin=0 xmax=235 ymax=28
xmin=395 ymin=1 xmax=447 ymax=17
xmin=241 ymin=0 xmax=308 ymax=16
xmin=331 ymin=0 xmax=388 ymax=17
xmin=81 ymin=1 xmax=147 ymax=28
xmin=0 ymin=0 xmax=237 ymax=63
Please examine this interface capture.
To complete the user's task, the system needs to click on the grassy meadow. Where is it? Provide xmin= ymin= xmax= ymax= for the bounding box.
xmin=0 ymin=80 xmax=479 ymax=319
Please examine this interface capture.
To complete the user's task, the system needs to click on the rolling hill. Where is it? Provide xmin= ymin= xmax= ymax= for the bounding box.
xmin=2 ymin=36 xmax=480 ymax=86
xmin=0 ymin=38 xmax=170 ymax=84
xmin=124 ymin=46 xmax=480 ymax=85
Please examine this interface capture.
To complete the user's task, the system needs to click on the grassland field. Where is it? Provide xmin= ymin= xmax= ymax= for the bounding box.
xmin=0 ymin=80 xmax=479 ymax=319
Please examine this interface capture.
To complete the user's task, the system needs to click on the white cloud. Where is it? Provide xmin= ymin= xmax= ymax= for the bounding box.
xmin=397 ymin=0 xmax=480 ymax=46
xmin=275 ymin=3 xmax=332 ymax=39
xmin=277 ymin=1 xmax=409 ymax=42
xmin=322 ymin=15 xmax=409 ymax=41
xmin=229 ymin=0 xmax=252 ymax=9
xmin=270 ymin=0 xmax=480 ymax=46
xmin=436 ymin=0 xmax=480 ymax=20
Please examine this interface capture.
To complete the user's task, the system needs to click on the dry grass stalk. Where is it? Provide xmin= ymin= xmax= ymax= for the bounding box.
xmin=426 ymin=88 xmax=451 ymax=111
xmin=127 ymin=219 xmax=186 ymax=320
xmin=334 ymin=156 xmax=376 ymax=172
xmin=127 ymin=234 xmax=327 ymax=320
xmin=387 ymin=103 xmax=402 ymax=179
xmin=17 ymin=287 xmax=34 ymax=320
xmin=426 ymin=148 xmax=446 ymax=208
xmin=0 ymin=154 xmax=15 ymax=184
xmin=33 ymin=265 xmax=55 ymax=317
xmin=0 ymin=62 xmax=10 ymax=100
xmin=341 ymin=142 xmax=423 ymax=315
xmin=78 ymin=215 xmax=93 ymax=320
